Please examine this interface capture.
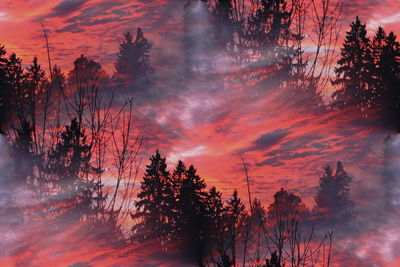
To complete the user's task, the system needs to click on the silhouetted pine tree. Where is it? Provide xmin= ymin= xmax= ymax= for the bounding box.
xmin=44 ymin=118 xmax=103 ymax=222
xmin=11 ymin=120 xmax=34 ymax=186
xmin=176 ymin=164 xmax=209 ymax=265
xmin=114 ymin=28 xmax=154 ymax=91
xmin=205 ymin=186 xmax=229 ymax=266
xmin=51 ymin=65 xmax=66 ymax=94
xmin=314 ymin=161 xmax=353 ymax=224
xmin=0 ymin=45 xmax=11 ymax=132
xmin=245 ymin=0 xmax=292 ymax=52
xmin=132 ymin=150 xmax=173 ymax=243
xmin=375 ymin=31 xmax=400 ymax=129
xmin=170 ymin=160 xmax=186 ymax=232
xmin=249 ymin=198 xmax=266 ymax=262
xmin=244 ymin=0 xmax=296 ymax=88
xmin=370 ymin=26 xmax=387 ymax=99
xmin=24 ymin=57 xmax=48 ymax=145
xmin=4 ymin=53 xmax=25 ymax=127
xmin=332 ymin=17 xmax=373 ymax=109
xmin=225 ymin=189 xmax=247 ymax=266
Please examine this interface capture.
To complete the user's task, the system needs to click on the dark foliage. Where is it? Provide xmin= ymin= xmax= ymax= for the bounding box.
xmin=332 ymin=17 xmax=400 ymax=130
xmin=114 ymin=28 xmax=154 ymax=92
xmin=314 ymin=161 xmax=353 ymax=224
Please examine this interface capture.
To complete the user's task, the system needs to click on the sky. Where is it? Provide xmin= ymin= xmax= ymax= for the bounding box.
xmin=0 ymin=0 xmax=398 ymax=202
xmin=1 ymin=0 xmax=400 ymax=266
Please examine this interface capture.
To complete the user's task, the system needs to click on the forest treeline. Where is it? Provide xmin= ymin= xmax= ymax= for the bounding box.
xmin=130 ymin=151 xmax=352 ymax=266
xmin=0 ymin=0 xmax=399 ymax=266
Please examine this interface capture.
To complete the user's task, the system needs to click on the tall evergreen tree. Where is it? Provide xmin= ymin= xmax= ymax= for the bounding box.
xmin=376 ymin=31 xmax=400 ymax=128
xmin=51 ymin=65 xmax=66 ymax=94
xmin=11 ymin=120 xmax=34 ymax=186
xmin=4 ymin=53 xmax=25 ymax=126
xmin=225 ymin=189 xmax=247 ymax=266
xmin=176 ymin=164 xmax=209 ymax=264
xmin=24 ymin=57 xmax=48 ymax=144
xmin=0 ymin=45 xmax=10 ymax=132
xmin=114 ymin=28 xmax=154 ymax=92
xmin=44 ymin=118 xmax=102 ymax=222
xmin=245 ymin=0 xmax=292 ymax=54
xmin=244 ymin=0 xmax=296 ymax=88
xmin=132 ymin=150 xmax=173 ymax=242
xmin=370 ymin=26 xmax=387 ymax=97
xmin=332 ymin=17 xmax=373 ymax=109
xmin=314 ymin=161 xmax=353 ymax=223
xmin=205 ymin=186 xmax=229 ymax=265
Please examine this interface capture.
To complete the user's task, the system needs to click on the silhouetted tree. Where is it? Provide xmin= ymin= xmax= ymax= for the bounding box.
xmin=264 ymin=251 xmax=282 ymax=267
xmin=68 ymin=54 xmax=108 ymax=93
xmin=11 ymin=120 xmax=34 ymax=185
xmin=0 ymin=45 xmax=11 ymax=132
xmin=243 ymin=0 xmax=296 ymax=88
xmin=51 ymin=65 xmax=66 ymax=94
xmin=314 ymin=161 xmax=353 ymax=224
xmin=114 ymin=28 xmax=154 ymax=92
xmin=331 ymin=17 xmax=400 ymax=129
xmin=372 ymin=29 xmax=400 ymax=129
xmin=132 ymin=150 xmax=173 ymax=242
xmin=43 ymin=118 xmax=103 ymax=222
xmin=206 ymin=186 xmax=230 ymax=266
xmin=4 ymin=53 xmax=25 ymax=128
xmin=225 ymin=189 xmax=248 ymax=266
xmin=332 ymin=17 xmax=373 ymax=109
xmin=267 ymin=188 xmax=308 ymax=264
xmin=175 ymin=164 xmax=209 ymax=264
xmin=249 ymin=198 xmax=267 ymax=262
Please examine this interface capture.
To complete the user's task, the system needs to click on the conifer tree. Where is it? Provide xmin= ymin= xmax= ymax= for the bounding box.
xmin=244 ymin=0 xmax=296 ymax=87
xmin=44 ymin=118 xmax=101 ymax=222
xmin=332 ymin=17 xmax=373 ymax=109
xmin=5 ymin=53 xmax=25 ymax=125
xmin=377 ymin=31 xmax=400 ymax=127
xmin=114 ymin=28 xmax=154 ymax=91
xmin=225 ymin=189 xmax=247 ymax=266
xmin=315 ymin=161 xmax=353 ymax=223
xmin=205 ymin=186 xmax=230 ymax=266
xmin=11 ymin=120 xmax=34 ymax=185
xmin=132 ymin=150 xmax=173 ymax=242
xmin=176 ymin=164 xmax=209 ymax=264
xmin=0 ymin=45 xmax=10 ymax=132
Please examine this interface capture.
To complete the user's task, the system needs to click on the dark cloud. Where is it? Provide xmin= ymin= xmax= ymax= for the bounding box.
xmin=56 ymin=24 xmax=84 ymax=33
xmin=65 ymin=1 xmax=128 ymax=23
xmin=256 ymin=150 xmax=324 ymax=167
xmin=38 ymin=0 xmax=88 ymax=20
xmin=241 ymin=129 xmax=291 ymax=153
xmin=56 ymin=15 xmax=127 ymax=33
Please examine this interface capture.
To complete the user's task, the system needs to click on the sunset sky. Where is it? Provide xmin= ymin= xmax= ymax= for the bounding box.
xmin=1 ymin=1 xmax=400 ymax=266
xmin=0 ymin=0 xmax=397 ymax=202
